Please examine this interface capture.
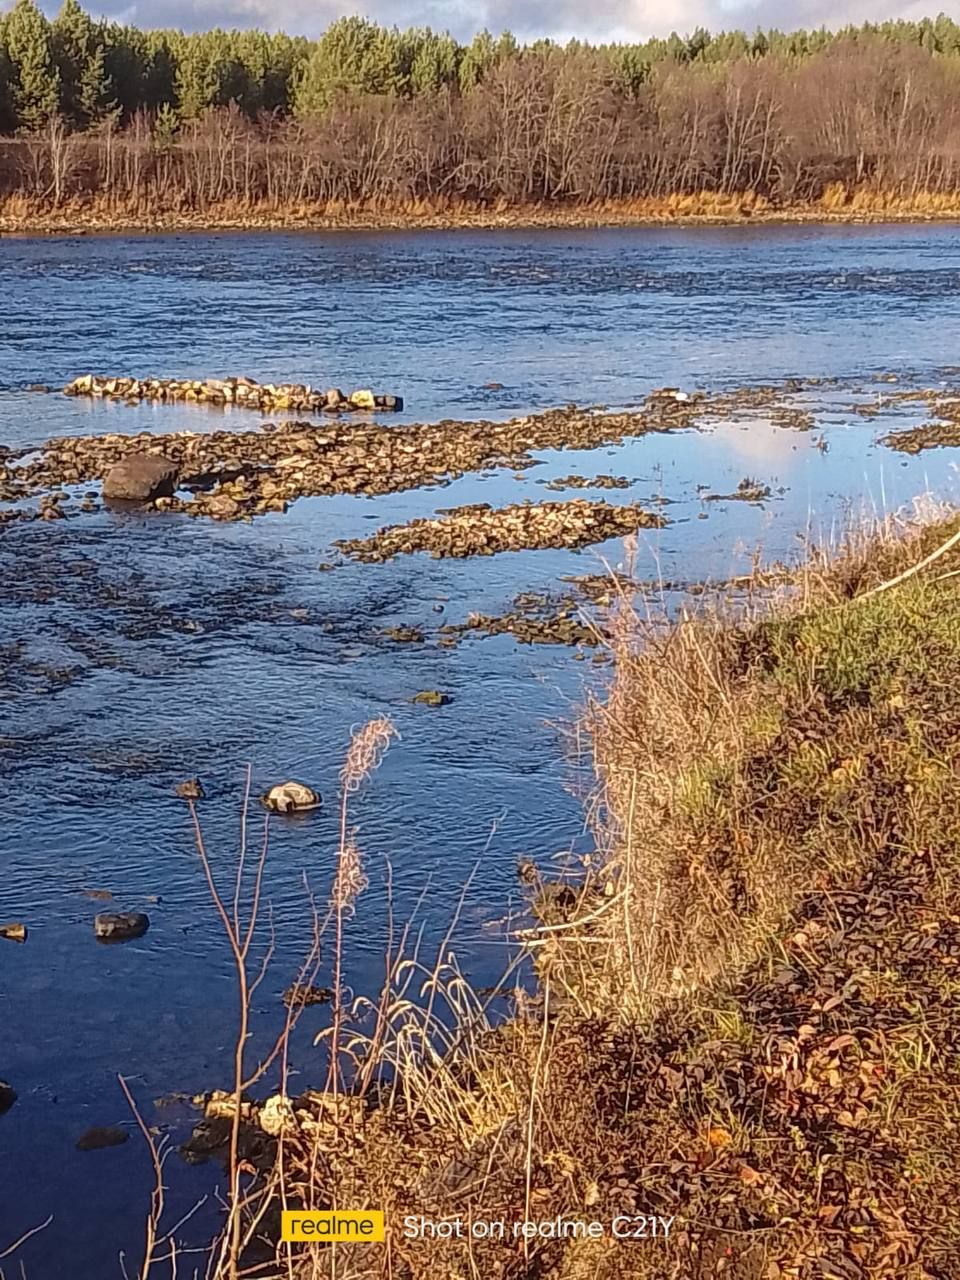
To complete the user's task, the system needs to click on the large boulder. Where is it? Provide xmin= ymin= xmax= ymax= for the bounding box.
xmin=102 ymin=453 xmax=178 ymax=502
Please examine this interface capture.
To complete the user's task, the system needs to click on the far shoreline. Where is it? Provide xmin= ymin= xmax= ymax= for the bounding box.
xmin=4 ymin=198 xmax=960 ymax=238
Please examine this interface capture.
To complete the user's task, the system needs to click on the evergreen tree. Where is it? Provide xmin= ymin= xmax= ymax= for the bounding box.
xmin=458 ymin=29 xmax=496 ymax=91
xmin=52 ymin=0 xmax=112 ymax=128
xmin=4 ymin=0 xmax=59 ymax=131
xmin=0 ymin=45 xmax=16 ymax=133
xmin=262 ymin=33 xmax=308 ymax=114
xmin=293 ymin=17 xmax=404 ymax=115
xmin=3 ymin=6 xmax=960 ymax=143
xmin=409 ymin=29 xmax=459 ymax=95
xmin=175 ymin=31 xmax=219 ymax=119
xmin=153 ymin=99 xmax=178 ymax=150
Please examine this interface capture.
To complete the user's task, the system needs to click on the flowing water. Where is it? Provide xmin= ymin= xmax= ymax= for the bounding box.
xmin=2 ymin=223 xmax=960 ymax=1276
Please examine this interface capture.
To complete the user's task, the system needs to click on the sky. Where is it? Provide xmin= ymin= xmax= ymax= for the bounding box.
xmin=42 ymin=0 xmax=960 ymax=42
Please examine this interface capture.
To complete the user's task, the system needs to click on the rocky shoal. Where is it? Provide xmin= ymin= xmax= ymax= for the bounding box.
xmin=334 ymin=498 xmax=666 ymax=562
xmin=0 ymin=398 xmax=707 ymax=524
xmin=63 ymin=374 xmax=402 ymax=415
xmin=881 ymin=420 xmax=960 ymax=453
xmin=0 ymin=381 xmax=880 ymax=529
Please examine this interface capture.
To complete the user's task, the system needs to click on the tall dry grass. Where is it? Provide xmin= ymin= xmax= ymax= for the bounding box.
xmin=535 ymin=503 xmax=960 ymax=1026
xmin=6 ymin=188 xmax=960 ymax=234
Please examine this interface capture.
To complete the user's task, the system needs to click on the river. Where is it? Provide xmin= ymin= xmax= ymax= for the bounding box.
xmin=1 ymin=222 xmax=959 ymax=1277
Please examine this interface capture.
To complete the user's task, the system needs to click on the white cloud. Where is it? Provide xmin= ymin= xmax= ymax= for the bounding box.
xmin=50 ymin=0 xmax=960 ymax=41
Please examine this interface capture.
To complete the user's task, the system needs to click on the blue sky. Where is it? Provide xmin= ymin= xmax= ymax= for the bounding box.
xmin=37 ymin=0 xmax=960 ymax=40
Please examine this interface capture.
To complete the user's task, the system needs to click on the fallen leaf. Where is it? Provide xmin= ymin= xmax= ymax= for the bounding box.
xmin=707 ymin=1126 xmax=732 ymax=1150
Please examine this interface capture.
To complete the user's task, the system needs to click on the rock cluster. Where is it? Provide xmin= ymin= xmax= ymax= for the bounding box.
xmin=335 ymin=499 xmax=666 ymax=563
xmin=185 ymin=1087 xmax=365 ymax=1160
xmin=542 ymin=473 xmax=630 ymax=491
xmin=446 ymin=607 xmax=599 ymax=647
xmin=64 ymin=374 xmax=403 ymax=415
xmin=882 ymin=421 xmax=960 ymax=453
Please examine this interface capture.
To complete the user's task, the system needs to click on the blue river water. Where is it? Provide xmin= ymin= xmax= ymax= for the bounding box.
xmin=1 ymin=222 xmax=960 ymax=1277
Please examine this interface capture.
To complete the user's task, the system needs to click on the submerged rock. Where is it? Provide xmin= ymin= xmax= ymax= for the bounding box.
xmin=412 ymin=690 xmax=452 ymax=706
xmin=384 ymin=625 xmax=424 ymax=643
xmin=542 ymin=473 xmax=630 ymax=491
xmin=283 ymin=982 xmax=332 ymax=1008
xmin=0 ymin=922 xmax=27 ymax=943
xmin=517 ymin=858 xmax=539 ymax=885
xmin=75 ymin=1125 xmax=129 ymax=1151
xmin=180 ymin=1115 xmax=232 ymax=1164
xmin=94 ymin=911 xmax=150 ymax=942
xmin=261 ymin=781 xmax=321 ymax=813
xmin=705 ymin=476 xmax=772 ymax=504
xmin=102 ymin=452 xmax=178 ymax=502
xmin=532 ymin=882 xmax=582 ymax=924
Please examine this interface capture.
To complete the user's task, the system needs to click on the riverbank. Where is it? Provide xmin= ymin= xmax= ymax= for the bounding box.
xmin=178 ymin=508 xmax=960 ymax=1279
xmin=5 ymin=191 xmax=960 ymax=236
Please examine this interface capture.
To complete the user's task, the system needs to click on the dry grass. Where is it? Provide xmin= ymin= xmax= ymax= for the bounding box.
xmin=5 ymin=188 xmax=960 ymax=234
xmin=549 ymin=504 xmax=960 ymax=1020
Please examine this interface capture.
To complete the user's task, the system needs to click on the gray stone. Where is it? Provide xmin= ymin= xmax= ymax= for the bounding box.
xmin=102 ymin=453 xmax=178 ymax=502
xmin=94 ymin=911 xmax=150 ymax=942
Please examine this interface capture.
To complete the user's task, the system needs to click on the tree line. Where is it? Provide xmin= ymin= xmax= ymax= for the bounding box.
xmin=2 ymin=3 xmax=960 ymax=208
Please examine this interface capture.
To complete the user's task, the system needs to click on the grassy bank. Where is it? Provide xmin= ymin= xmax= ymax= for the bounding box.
xmin=5 ymin=189 xmax=960 ymax=235
xmin=126 ymin=507 xmax=960 ymax=1280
